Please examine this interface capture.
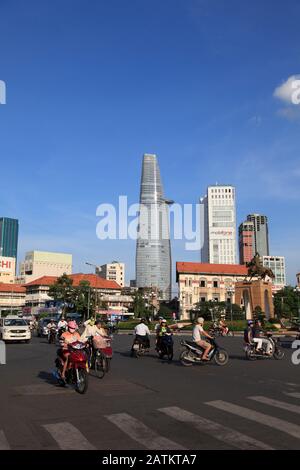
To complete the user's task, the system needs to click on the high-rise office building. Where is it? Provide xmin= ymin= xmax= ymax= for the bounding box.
xmin=262 ymin=255 xmax=286 ymax=292
xmin=239 ymin=221 xmax=254 ymax=264
xmin=136 ymin=154 xmax=172 ymax=300
xmin=0 ymin=217 xmax=19 ymax=260
xmin=246 ymin=214 xmax=269 ymax=257
xmin=200 ymin=185 xmax=237 ymax=264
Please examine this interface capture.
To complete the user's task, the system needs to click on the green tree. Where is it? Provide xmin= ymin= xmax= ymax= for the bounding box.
xmin=132 ymin=290 xmax=149 ymax=318
xmin=74 ymin=280 xmax=97 ymax=321
xmin=48 ymin=273 xmax=75 ymax=318
xmin=274 ymin=286 xmax=300 ymax=319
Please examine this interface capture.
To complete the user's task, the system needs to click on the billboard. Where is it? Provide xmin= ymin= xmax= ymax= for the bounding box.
xmin=0 ymin=256 xmax=15 ymax=273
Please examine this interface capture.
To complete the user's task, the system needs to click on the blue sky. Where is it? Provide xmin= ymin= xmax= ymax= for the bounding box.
xmin=0 ymin=0 xmax=299 ymax=289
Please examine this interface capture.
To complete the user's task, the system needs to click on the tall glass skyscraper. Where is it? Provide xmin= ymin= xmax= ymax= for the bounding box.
xmin=136 ymin=154 xmax=172 ymax=300
xmin=0 ymin=217 xmax=19 ymax=260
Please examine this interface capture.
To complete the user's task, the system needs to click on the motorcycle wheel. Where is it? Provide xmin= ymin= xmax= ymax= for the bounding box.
xmin=95 ymin=353 xmax=106 ymax=379
xmin=75 ymin=369 xmax=88 ymax=394
xmin=245 ymin=349 xmax=256 ymax=361
xmin=131 ymin=349 xmax=138 ymax=358
xmin=214 ymin=349 xmax=229 ymax=366
xmin=167 ymin=347 xmax=173 ymax=361
xmin=273 ymin=347 xmax=285 ymax=360
xmin=180 ymin=350 xmax=193 ymax=367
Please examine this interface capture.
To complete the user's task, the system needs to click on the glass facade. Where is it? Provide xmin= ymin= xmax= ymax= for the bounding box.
xmin=136 ymin=154 xmax=172 ymax=300
xmin=0 ymin=217 xmax=19 ymax=260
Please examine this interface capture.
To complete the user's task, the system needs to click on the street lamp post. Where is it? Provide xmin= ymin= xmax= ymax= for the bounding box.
xmin=226 ymin=287 xmax=235 ymax=322
xmin=294 ymin=287 xmax=300 ymax=323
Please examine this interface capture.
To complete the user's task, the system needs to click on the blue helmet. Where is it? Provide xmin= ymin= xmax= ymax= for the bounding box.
xmin=248 ymin=320 xmax=254 ymax=326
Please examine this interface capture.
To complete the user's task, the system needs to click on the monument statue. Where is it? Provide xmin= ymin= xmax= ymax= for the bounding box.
xmin=245 ymin=253 xmax=275 ymax=281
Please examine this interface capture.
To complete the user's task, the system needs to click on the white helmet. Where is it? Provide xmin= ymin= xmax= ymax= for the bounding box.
xmin=197 ymin=317 xmax=204 ymax=324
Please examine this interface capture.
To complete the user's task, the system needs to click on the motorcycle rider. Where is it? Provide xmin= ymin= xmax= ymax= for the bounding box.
xmin=134 ymin=318 xmax=151 ymax=349
xmin=58 ymin=317 xmax=68 ymax=330
xmin=252 ymin=319 xmax=272 ymax=355
xmin=219 ymin=315 xmax=228 ymax=335
xmin=57 ymin=318 xmax=68 ymax=337
xmin=192 ymin=317 xmax=214 ymax=361
xmin=47 ymin=319 xmax=57 ymax=340
xmin=59 ymin=320 xmax=81 ymax=379
xmin=156 ymin=319 xmax=172 ymax=353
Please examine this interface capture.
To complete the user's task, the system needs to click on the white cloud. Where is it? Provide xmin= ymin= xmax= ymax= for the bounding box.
xmin=273 ymin=75 xmax=300 ymax=105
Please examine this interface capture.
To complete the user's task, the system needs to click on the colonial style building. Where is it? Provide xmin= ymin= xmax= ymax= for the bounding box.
xmin=0 ymin=283 xmax=26 ymax=314
xmin=25 ymin=274 xmax=122 ymax=311
xmin=176 ymin=262 xmax=247 ymax=320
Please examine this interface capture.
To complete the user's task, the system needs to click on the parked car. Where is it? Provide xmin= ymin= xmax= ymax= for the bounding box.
xmin=0 ymin=315 xmax=31 ymax=343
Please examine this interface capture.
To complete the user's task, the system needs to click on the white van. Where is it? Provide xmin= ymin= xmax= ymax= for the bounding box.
xmin=0 ymin=315 xmax=31 ymax=343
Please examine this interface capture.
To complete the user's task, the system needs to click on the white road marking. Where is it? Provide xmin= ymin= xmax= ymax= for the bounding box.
xmin=284 ymin=392 xmax=300 ymax=399
xmin=159 ymin=406 xmax=273 ymax=450
xmin=249 ymin=396 xmax=300 ymax=415
xmin=105 ymin=413 xmax=186 ymax=450
xmin=43 ymin=422 xmax=96 ymax=450
xmin=0 ymin=430 xmax=10 ymax=450
xmin=206 ymin=400 xmax=300 ymax=440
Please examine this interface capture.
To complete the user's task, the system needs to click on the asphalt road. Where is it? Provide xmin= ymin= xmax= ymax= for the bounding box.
xmin=0 ymin=333 xmax=299 ymax=450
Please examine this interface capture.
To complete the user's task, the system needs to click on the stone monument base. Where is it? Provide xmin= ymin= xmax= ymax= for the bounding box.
xmin=234 ymin=280 xmax=274 ymax=320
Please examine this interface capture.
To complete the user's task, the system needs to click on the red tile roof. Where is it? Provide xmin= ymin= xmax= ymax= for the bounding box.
xmin=25 ymin=274 xmax=122 ymax=290
xmin=176 ymin=262 xmax=248 ymax=278
xmin=0 ymin=283 xmax=26 ymax=293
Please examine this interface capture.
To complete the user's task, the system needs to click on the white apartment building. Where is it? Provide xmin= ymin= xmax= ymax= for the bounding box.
xmin=262 ymin=255 xmax=286 ymax=293
xmin=0 ymin=283 xmax=26 ymax=314
xmin=19 ymin=251 xmax=72 ymax=283
xmin=98 ymin=262 xmax=125 ymax=288
xmin=200 ymin=185 xmax=237 ymax=264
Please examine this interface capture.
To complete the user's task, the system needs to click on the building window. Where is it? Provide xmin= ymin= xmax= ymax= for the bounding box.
xmin=213 ymin=280 xmax=219 ymax=288
xmin=200 ymin=280 xmax=206 ymax=288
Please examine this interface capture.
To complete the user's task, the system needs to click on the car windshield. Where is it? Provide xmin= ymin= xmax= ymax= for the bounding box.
xmin=4 ymin=319 xmax=27 ymax=327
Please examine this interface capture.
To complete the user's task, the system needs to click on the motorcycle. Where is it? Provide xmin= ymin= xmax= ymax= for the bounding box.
xmin=48 ymin=327 xmax=58 ymax=344
xmin=180 ymin=337 xmax=229 ymax=366
xmin=131 ymin=335 xmax=150 ymax=358
xmin=54 ymin=341 xmax=89 ymax=394
xmin=156 ymin=333 xmax=174 ymax=361
xmin=244 ymin=333 xmax=285 ymax=360
xmin=208 ymin=322 xmax=234 ymax=337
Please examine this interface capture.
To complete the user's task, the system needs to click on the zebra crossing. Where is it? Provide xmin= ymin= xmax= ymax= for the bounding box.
xmin=1 ymin=389 xmax=299 ymax=450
